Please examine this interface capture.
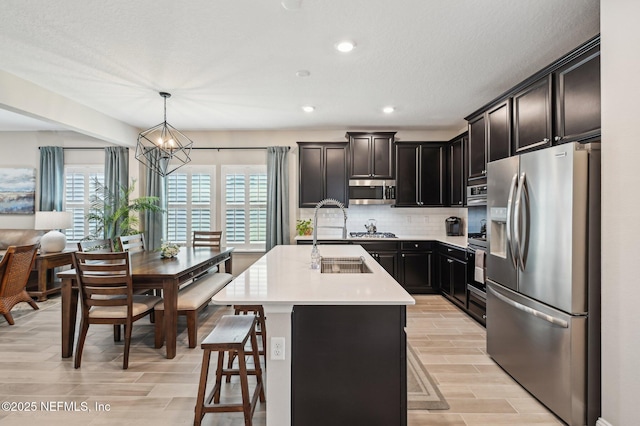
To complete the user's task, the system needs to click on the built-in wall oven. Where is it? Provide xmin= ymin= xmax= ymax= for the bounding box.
xmin=466 ymin=235 xmax=487 ymax=325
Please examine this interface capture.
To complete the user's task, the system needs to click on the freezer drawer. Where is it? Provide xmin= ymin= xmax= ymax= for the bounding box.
xmin=486 ymin=282 xmax=587 ymax=426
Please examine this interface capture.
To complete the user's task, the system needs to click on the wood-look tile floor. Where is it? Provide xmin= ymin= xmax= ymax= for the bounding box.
xmin=0 ymin=295 xmax=562 ymax=425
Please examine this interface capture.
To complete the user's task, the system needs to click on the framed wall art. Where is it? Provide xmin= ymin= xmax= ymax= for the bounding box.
xmin=0 ymin=168 xmax=36 ymax=214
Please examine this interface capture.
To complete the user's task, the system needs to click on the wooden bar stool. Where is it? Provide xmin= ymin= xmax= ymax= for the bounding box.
xmin=194 ymin=315 xmax=265 ymax=426
xmin=226 ymin=304 xmax=267 ymax=382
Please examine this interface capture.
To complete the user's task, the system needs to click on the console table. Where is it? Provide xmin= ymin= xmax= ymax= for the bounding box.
xmin=27 ymin=249 xmax=75 ymax=301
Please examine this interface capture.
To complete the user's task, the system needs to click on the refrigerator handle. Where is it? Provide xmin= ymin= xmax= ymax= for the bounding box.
xmin=506 ymin=173 xmax=518 ymax=270
xmin=487 ymin=286 xmax=569 ymax=328
xmin=514 ymin=172 xmax=526 ymax=271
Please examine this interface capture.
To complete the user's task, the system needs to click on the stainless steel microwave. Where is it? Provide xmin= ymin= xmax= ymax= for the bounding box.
xmin=348 ymin=179 xmax=396 ymax=205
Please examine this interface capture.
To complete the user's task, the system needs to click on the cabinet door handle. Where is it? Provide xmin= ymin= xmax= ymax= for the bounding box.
xmin=414 ymin=243 xmax=419 ymax=248
xmin=402 ymin=254 xmax=405 ymax=258
xmin=554 ymin=136 xmax=562 ymax=142
xmin=447 ymin=259 xmax=453 ymax=263
xmin=447 ymin=248 xmax=453 ymax=252
xmin=543 ymin=138 xmax=550 ymax=143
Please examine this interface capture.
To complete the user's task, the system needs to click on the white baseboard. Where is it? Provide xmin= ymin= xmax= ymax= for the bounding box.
xmin=596 ymin=418 xmax=613 ymax=426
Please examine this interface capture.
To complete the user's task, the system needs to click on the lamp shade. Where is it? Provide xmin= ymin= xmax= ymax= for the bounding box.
xmin=34 ymin=211 xmax=73 ymax=253
xmin=34 ymin=211 xmax=73 ymax=230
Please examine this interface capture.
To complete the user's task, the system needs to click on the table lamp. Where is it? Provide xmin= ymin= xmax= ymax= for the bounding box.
xmin=34 ymin=211 xmax=73 ymax=253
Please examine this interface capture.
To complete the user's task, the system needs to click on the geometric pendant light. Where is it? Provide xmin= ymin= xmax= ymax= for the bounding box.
xmin=135 ymin=92 xmax=193 ymax=177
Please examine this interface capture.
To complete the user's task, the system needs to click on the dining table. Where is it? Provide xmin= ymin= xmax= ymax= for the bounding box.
xmin=58 ymin=246 xmax=234 ymax=359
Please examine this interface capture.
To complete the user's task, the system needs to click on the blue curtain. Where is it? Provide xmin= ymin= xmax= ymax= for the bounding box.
xmin=104 ymin=147 xmax=129 ymax=239
xmin=266 ymin=146 xmax=290 ymax=251
xmin=143 ymin=150 xmax=166 ymax=250
xmin=39 ymin=146 xmax=64 ymax=211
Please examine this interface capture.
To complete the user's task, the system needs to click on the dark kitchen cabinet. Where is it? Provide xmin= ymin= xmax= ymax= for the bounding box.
xmin=398 ymin=241 xmax=435 ymax=294
xmin=513 ymin=75 xmax=553 ymax=154
xmin=347 ymin=132 xmax=395 ymax=179
xmin=467 ymin=115 xmax=486 ymax=183
xmin=359 ymin=241 xmax=399 ymax=279
xmin=553 ymin=46 xmax=601 ymax=144
xmin=449 ymin=133 xmax=466 ymax=206
xmin=467 ymin=98 xmax=510 ymax=185
xmin=298 ymin=142 xmax=349 ymax=208
xmin=487 ymin=99 xmax=512 ymax=162
xmin=395 ymin=142 xmax=447 ymax=207
xmin=438 ymin=245 xmax=467 ymax=308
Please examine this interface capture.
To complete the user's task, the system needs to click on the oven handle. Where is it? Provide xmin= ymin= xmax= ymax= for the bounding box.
xmin=467 ymin=284 xmax=486 ymax=301
xmin=487 ymin=286 xmax=568 ymax=328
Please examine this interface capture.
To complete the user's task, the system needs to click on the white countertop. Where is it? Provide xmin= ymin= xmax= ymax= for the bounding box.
xmin=212 ymin=244 xmax=415 ymax=306
xmin=294 ymin=235 xmax=468 ymax=249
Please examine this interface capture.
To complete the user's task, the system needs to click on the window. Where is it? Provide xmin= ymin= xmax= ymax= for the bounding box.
xmin=222 ymin=165 xmax=267 ymax=250
xmin=166 ymin=166 xmax=215 ymax=245
xmin=64 ymin=166 xmax=104 ymax=243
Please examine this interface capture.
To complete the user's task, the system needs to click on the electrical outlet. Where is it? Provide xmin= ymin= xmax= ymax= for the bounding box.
xmin=271 ymin=337 xmax=285 ymax=360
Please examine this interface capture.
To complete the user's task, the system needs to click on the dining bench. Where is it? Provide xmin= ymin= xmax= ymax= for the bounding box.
xmin=154 ymin=271 xmax=234 ymax=348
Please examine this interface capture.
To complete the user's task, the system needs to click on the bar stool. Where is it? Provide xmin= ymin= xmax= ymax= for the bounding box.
xmin=194 ymin=314 xmax=265 ymax=426
xmin=226 ymin=304 xmax=267 ymax=382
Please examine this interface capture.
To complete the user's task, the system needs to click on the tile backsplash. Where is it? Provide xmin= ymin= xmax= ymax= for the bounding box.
xmin=298 ymin=205 xmax=468 ymax=238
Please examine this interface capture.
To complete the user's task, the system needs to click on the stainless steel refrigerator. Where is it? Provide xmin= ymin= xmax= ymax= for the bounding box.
xmin=486 ymin=142 xmax=600 ymax=426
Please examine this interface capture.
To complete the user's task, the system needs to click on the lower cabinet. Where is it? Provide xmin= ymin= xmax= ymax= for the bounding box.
xmin=398 ymin=242 xmax=436 ymax=294
xmin=438 ymin=245 xmax=467 ymax=308
xmin=359 ymin=242 xmax=399 ymax=279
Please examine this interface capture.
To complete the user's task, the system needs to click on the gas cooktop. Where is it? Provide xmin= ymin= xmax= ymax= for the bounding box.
xmin=350 ymin=232 xmax=397 ymax=239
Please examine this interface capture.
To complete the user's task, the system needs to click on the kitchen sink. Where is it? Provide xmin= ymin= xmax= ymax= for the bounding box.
xmin=320 ymin=256 xmax=372 ymax=273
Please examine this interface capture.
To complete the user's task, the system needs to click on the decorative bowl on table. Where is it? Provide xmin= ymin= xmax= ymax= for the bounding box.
xmin=160 ymin=242 xmax=180 ymax=258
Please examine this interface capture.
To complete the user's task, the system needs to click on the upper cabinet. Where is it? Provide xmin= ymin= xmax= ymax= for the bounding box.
xmin=467 ymin=98 xmax=512 ymax=184
xmin=513 ymin=75 xmax=553 ymax=153
xmin=346 ymin=132 xmax=395 ymax=179
xmin=298 ymin=142 xmax=349 ymax=208
xmin=487 ymin=99 xmax=512 ymax=162
xmin=467 ymin=115 xmax=486 ymax=183
xmin=553 ymin=46 xmax=601 ymax=144
xmin=395 ymin=142 xmax=447 ymax=207
xmin=465 ymin=35 xmax=600 ymax=159
xmin=449 ymin=133 xmax=466 ymax=206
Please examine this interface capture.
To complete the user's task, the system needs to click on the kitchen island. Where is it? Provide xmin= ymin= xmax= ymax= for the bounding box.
xmin=211 ymin=244 xmax=415 ymax=426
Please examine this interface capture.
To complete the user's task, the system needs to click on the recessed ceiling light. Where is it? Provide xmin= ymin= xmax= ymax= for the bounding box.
xmin=296 ymin=70 xmax=311 ymax=78
xmin=335 ymin=40 xmax=356 ymax=53
xmin=383 ymin=106 xmax=395 ymax=114
xmin=302 ymin=105 xmax=315 ymax=113
xmin=281 ymin=0 xmax=302 ymax=10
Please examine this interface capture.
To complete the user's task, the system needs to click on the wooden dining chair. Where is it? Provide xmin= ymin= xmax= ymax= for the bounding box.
xmin=193 ymin=231 xmax=222 ymax=248
xmin=0 ymin=244 xmax=39 ymax=325
xmin=117 ymin=234 xmax=146 ymax=253
xmin=77 ymin=238 xmax=126 ymax=341
xmin=72 ymin=251 xmax=162 ymax=369
xmin=77 ymin=239 xmax=114 ymax=253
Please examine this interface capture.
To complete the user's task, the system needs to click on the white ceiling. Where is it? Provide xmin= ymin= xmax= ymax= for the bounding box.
xmin=0 ymin=0 xmax=600 ymax=134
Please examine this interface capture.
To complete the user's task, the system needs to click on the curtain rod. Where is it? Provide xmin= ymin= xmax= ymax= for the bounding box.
xmin=38 ymin=147 xmax=128 ymax=151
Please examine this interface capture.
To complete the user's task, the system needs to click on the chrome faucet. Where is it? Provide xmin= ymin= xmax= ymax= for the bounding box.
xmin=311 ymin=198 xmax=348 ymax=268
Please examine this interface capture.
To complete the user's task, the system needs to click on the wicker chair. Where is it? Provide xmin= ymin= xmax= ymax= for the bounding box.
xmin=0 ymin=244 xmax=39 ymax=325
xmin=72 ymin=251 xmax=162 ymax=369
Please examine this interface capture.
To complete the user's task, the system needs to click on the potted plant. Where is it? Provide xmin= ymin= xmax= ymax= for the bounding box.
xmin=85 ymin=178 xmax=164 ymax=250
xmin=296 ymin=219 xmax=313 ymax=236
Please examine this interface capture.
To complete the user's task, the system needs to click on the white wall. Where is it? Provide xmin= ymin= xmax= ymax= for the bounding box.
xmin=600 ymin=2 xmax=640 ymax=425
xmin=0 ymin=131 xmax=109 ymax=229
